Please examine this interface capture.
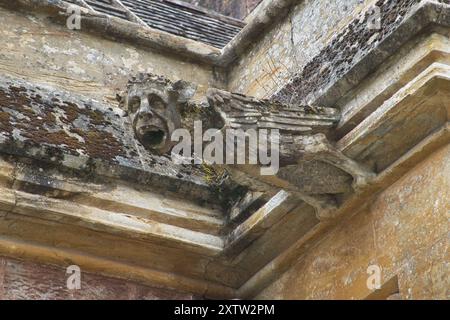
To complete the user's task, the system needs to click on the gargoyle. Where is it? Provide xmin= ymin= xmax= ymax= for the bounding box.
xmin=120 ymin=74 xmax=376 ymax=219
xmin=206 ymin=88 xmax=375 ymax=188
xmin=121 ymin=73 xmax=196 ymax=154
xmin=206 ymin=88 xmax=376 ymax=219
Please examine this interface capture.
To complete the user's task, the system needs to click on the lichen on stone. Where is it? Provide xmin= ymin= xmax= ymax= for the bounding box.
xmin=0 ymin=81 xmax=127 ymax=162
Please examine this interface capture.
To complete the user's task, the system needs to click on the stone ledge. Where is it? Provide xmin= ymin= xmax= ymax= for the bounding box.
xmin=0 ymin=76 xmax=230 ymax=207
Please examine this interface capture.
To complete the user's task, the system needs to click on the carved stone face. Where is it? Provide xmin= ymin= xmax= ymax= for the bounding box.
xmin=124 ymin=75 xmax=196 ymax=154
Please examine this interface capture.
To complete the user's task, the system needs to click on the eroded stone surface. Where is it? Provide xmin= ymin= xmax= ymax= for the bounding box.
xmin=0 ymin=256 xmax=197 ymax=300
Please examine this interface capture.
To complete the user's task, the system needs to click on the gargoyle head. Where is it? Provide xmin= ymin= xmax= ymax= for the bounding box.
xmin=123 ymin=74 xmax=196 ymax=154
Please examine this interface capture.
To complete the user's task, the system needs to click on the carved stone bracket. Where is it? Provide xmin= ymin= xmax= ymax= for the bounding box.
xmin=120 ymin=75 xmax=377 ymax=219
xmin=282 ymin=134 xmax=377 ymax=190
xmin=206 ymin=88 xmax=376 ymax=219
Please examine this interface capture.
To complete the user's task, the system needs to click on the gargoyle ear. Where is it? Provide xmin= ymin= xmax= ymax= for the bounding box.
xmin=170 ymin=80 xmax=197 ymax=103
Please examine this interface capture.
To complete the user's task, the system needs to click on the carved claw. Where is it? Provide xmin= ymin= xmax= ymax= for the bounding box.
xmin=294 ymin=192 xmax=339 ymax=220
xmin=350 ymin=170 xmax=377 ymax=191
xmin=302 ymin=134 xmax=376 ymax=191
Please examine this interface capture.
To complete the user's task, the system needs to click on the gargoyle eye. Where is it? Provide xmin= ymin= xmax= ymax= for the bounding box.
xmin=128 ymin=96 xmax=141 ymax=113
xmin=148 ymin=94 xmax=166 ymax=111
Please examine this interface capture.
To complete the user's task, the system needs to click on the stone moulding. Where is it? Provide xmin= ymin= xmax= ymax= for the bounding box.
xmin=0 ymin=76 xmax=227 ymax=206
xmin=335 ymin=32 xmax=450 ymax=138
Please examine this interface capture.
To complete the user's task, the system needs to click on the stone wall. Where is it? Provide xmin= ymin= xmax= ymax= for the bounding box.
xmin=0 ymin=256 xmax=196 ymax=300
xmin=0 ymin=0 xmax=448 ymax=301
xmin=227 ymin=0 xmax=374 ymax=98
xmin=0 ymin=6 xmax=222 ymax=108
xmin=256 ymin=144 xmax=449 ymax=299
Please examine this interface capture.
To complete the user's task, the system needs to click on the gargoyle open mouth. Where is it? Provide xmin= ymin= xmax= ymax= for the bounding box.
xmin=137 ymin=125 xmax=167 ymax=149
xmin=141 ymin=127 xmax=166 ymax=146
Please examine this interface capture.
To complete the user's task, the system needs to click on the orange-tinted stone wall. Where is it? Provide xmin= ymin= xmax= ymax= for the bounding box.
xmin=257 ymin=143 xmax=449 ymax=299
xmin=0 ymin=256 xmax=197 ymax=300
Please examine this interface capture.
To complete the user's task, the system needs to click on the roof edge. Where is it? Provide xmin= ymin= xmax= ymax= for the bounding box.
xmin=161 ymin=0 xmax=246 ymax=28
xmin=0 ymin=0 xmax=297 ymax=67
xmin=0 ymin=0 xmax=224 ymax=66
